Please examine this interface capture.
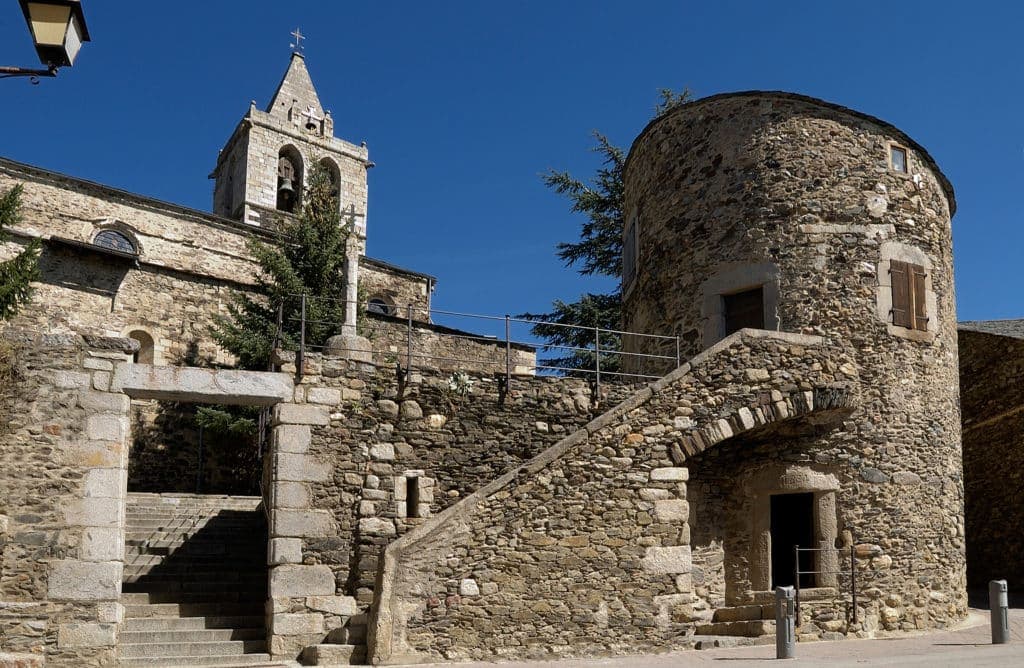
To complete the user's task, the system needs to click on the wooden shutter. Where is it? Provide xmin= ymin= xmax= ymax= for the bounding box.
xmin=911 ymin=264 xmax=928 ymax=331
xmin=889 ymin=260 xmax=912 ymax=328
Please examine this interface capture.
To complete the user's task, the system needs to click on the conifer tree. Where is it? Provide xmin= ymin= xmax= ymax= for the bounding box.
xmin=0 ymin=185 xmax=41 ymax=321
xmin=522 ymin=89 xmax=692 ymax=372
xmin=199 ymin=162 xmax=354 ymax=439
xmin=212 ymin=162 xmax=352 ymax=370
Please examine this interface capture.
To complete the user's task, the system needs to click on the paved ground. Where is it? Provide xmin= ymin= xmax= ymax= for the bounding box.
xmin=393 ymin=607 xmax=1024 ymax=668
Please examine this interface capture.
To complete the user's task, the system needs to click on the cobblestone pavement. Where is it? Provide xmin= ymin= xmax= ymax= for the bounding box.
xmin=393 ymin=608 xmax=1024 ymax=668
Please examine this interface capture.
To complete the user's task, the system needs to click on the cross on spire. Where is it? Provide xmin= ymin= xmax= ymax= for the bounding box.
xmin=290 ymin=27 xmax=305 ymax=53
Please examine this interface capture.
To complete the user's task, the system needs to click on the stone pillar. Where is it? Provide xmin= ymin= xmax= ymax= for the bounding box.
xmin=342 ymin=236 xmax=360 ymax=338
xmin=266 ymin=399 xmax=356 ymax=659
xmin=48 ymin=345 xmax=134 ymax=663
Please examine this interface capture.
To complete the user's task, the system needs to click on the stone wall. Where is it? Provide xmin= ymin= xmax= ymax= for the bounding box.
xmin=358 ymin=313 xmax=536 ymax=374
xmin=274 ymin=352 xmax=636 ymax=612
xmin=360 ymin=260 xmax=432 ymax=316
xmin=0 ymin=331 xmax=134 ymax=667
xmin=367 ymin=330 xmax=863 ymax=664
xmin=959 ymin=329 xmax=1024 ymax=589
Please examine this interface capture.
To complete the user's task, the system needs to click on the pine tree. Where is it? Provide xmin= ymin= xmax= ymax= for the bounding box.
xmin=200 ymin=162 xmax=354 ymax=437
xmin=521 ymin=89 xmax=692 ymax=373
xmin=212 ymin=162 xmax=352 ymax=370
xmin=0 ymin=185 xmax=41 ymax=321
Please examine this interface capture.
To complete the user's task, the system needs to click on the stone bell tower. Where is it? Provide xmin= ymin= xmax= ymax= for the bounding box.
xmin=211 ymin=51 xmax=370 ymax=245
xmin=211 ymin=49 xmax=372 ymax=336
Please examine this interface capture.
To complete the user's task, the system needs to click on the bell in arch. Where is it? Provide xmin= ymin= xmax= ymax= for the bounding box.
xmin=277 ymin=154 xmax=299 ymax=212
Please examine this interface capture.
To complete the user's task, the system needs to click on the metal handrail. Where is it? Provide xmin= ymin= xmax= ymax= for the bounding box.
xmin=278 ymin=295 xmax=683 ymax=392
xmin=793 ymin=544 xmax=861 ymax=627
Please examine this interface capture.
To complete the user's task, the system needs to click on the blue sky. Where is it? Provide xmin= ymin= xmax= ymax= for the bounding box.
xmin=1 ymin=1 xmax=1021 ymax=335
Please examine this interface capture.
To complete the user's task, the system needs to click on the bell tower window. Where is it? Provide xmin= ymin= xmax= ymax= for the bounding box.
xmin=277 ymin=147 xmax=303 ymax=213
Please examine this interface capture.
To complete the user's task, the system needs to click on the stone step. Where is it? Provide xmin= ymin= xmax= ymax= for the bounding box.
xmin=711 ymin=604 xmax=773 ymax=623
xmin=124 ymin=602 xmax=264 ymax=619
xmin=123 ymin=561 xmax=265 ymax=575
xmin=121 ymin=586 xmax=266 ymax=598
xmin=117 ymin=652 xmax=275 ymax=667
xmin=126 ymin=519 xmax=263 ymax=527
xmin=750 ymin=587 xmax=837 ymax=605
xmin=122 ymin=574 xmax=266 ymax=587
xmin=120 ymin=639 xmax=266 ymax=658
xmin=122 ymin=569 xmax=266 ymax=582
xmin=692 ymin=634 xmax=775 ymax=650
xmin=121 ymin=591 xmax=266 ymax=605
xmin=120 ymin=627 xmax=265 ymax=644
xmin=695 ymin=619 xmax=775 ymax=637
xmin=301 ymin=643 xmax=366 ymax=666
xmin=127 ymin=492 xmax=261 ymax=502
xmin=126 ymin=536 xmax=268 ymax=545
xmin=124 ymin=552 xmax=263 ymax=564
xmin=326 ymin=623 xmax=366 ymax=645
xmin=122 ymin=615 xmax=265 ymax=632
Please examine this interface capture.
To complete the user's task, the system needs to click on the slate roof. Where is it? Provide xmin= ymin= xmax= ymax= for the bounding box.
xmin=958 ymin=319 xmax=1024 ymax=340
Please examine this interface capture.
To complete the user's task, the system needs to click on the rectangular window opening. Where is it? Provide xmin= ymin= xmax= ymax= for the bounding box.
xmin=623 ymin=213 xmax=639 ymax=291
xmin=890 ymin=145 xmax=908 ymax=173
xmin=405 ymin=476 xmax=420 ymax=518
xmin=723 ymin=286 xmax=765 ymax=336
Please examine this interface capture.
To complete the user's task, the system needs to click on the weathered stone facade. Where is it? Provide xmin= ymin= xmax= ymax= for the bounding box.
xmin=620 ymin=92 xmax=965 ymax=637
xmin=0 ymin=80 xmax=988 ymax=667
xmin=958 ymin=321 xmax=1024 ymax=590
xmin=367 ymin=330 xmax=860 ymax=663
xmin=0 ymin=332 xmax=135 ymax=667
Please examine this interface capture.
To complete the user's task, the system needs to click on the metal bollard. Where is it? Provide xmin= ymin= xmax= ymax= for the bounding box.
xmin=990 ymin=579 xmax=1009 ymax=644
xmin=775 ymin=585 xmax=796 ymax=659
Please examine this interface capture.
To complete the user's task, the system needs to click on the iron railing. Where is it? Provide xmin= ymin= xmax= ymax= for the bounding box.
xmin=275 ymin=295 xmax=682 ymax=395
xmin=793 ymin=543 xmax=865 ymax=626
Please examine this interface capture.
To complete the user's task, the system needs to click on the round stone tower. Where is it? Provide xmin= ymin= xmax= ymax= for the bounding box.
xmin=622 ymin=92 xmax=965 ymax=634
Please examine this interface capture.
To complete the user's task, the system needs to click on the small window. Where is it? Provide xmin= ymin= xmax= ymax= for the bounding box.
xmin=127 ymin=330 xmax=154 ymax=364
xmin=723 ymin=287 xmax=765 ymax=336
xmin=93 ymin=230 xmax=136 ymax=254
xmin=623 ymin=212 xmax=639 ymax=291
xmin=405 ymin=477 xmax=421 ymax=518
xmin=890 ymin=145 xmax=908 ymax=173
xmin=889 ymin=260 xmax=928 ymax=331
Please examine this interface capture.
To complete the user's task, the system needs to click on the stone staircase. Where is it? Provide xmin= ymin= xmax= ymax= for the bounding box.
xmin=696 ymin=588 xmax=842 ymax=639
xmin=119 ymin=493 xmax=274 ymax=667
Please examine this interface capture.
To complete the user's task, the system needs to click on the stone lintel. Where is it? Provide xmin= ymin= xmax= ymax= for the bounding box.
xmin=113 ymin=364 xmax=293 ymax=406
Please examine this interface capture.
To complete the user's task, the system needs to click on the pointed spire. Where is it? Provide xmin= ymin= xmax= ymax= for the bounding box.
xmin=266 ymin=52 xmax=324 ymax=119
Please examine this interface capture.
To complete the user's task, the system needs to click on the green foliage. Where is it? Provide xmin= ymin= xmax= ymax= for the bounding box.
xmin=523 ymin=88 xmax=692 ymax=372
xmin=195 ymin=406 xmax=258 ymax=437
xmin=0 ymin=185 xmax=41 ymax=321
xmin=213 ymin=162 xmax=353 ymax=370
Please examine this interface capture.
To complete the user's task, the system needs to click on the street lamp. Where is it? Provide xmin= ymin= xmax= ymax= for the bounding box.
xmin=2 ymin=1 xmax=91 ymax=81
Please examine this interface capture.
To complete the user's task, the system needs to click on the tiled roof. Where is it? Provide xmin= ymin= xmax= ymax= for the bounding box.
xmin=958 ymin=319 xmax=1024 ymax=339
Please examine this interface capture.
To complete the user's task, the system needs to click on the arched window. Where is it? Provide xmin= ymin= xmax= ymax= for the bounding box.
xmin=94 ymin=230 xmax=136 ymax=254
xmin=127 ymin=330 xmax=155 ymax=364
xmin=319 ymin=157 xmax=341 ymax=201
xmin=277 ymin=146 xmax=304 ymax=213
